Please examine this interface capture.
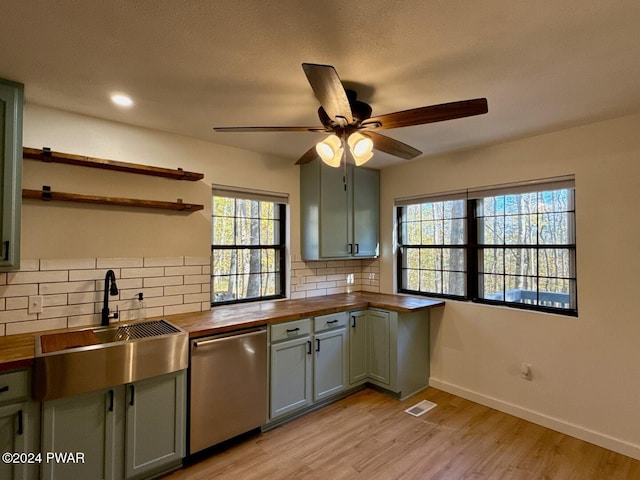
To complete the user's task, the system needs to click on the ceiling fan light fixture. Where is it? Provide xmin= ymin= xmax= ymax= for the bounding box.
xmin=348 ymin=132 xmax=374 ymax=166
xmin=316 ymin=134 xmax=343 ymax=167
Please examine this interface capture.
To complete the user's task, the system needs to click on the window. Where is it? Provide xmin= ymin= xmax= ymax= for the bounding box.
xmin=211 ymin=186 xmax=287 ymax=305
xmin=397 ymin=199 xmax=467 ymax=297
xmin=397 ymin=177 xmax=577 ymax=315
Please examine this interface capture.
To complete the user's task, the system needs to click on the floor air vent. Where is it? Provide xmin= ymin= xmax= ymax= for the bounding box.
xmin=405 ymin=399 xmax=437 ymax=417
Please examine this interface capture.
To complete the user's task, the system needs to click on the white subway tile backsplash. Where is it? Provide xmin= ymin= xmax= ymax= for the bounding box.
xmin=0 ymin=284 xmax=39 ymax=297
xmin=97 ymin=258 xmax=143 ymax=268
xmin=164 ymin=303 xmax=202 ymax=316
xmin=184 ymin=256 xmax=210 ymax=266
xmin=40 ymin=281 xmax=96 ymax=295
xmin=143 ymin=257 xmax=184 ymax=267
xmin=0 ymin=256 xmax=212 ymax=336
xmin=7 ymin=317 xmax=67 ymax=335
xmin=6 ymin=297 xmax=28 ymax=310
xmin=144 ymin=276 xmax=183 ymax=287
xmin=0 ymin=256 xmax=377 ymax=335
xmin=121 ymin=267 xmax=164 ymax=279
xmin=41 ymin=258 xmax=96 ymax=271
xmin=165 ymin=266 xmax=202 ymax=276
xmin=8 ymin=270 xmax=68 ymax=284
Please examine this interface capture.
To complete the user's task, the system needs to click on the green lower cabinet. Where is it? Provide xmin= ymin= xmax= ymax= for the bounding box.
xmin=41 ymin=387 xmax=122 ymax=480
xmin=367 ymin=310 xmax=391 ymax=386
xmin=313 ymin=327 xmax=348 ymax=402
xmin=270 ymin=335 xmax=313 ymax=419
xmin=348 ymin=311 xmax=369 ymax=385
xmin=125 ymin=372 xmax=186 ymax=480
xmin=348 ymin=309 xmax=431 ymax=399
xmin=0 ymin=401 xmax=40 ymax=480
xmin=41 ymin=370 xmax=186 ymax=480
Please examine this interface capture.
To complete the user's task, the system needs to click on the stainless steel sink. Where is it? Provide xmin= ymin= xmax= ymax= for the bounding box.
xmin=34 ymin=320 xmax=188 ymax=401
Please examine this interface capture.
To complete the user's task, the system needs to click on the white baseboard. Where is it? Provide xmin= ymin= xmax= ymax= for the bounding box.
xmin=429 ymin=378 xmax=640 ymax=461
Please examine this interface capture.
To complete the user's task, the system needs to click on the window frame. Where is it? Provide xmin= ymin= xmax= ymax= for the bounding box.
xmin=397 ymin=180 xmax=578 ymax=316
xmin=211 ymin=192 xmax=287 ymax=306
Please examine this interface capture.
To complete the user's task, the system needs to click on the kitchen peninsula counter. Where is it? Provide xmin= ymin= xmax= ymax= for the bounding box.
xmin=0 ymin=292 xmax=444 ymax=371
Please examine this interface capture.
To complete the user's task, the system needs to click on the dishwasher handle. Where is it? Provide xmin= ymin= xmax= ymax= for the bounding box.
xmin=192 ymin=328 xmax=266 ymax=348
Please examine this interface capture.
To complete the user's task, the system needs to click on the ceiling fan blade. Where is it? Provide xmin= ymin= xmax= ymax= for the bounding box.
xmin=213 ymin=126 xmax=326 ymax=133
xmin=302 ymin=63 xmax=353 ymax=125
xmin=363 ymin=131 xmax=422 ymax=160
xmin=362 ymin=98 xmax=488 ymax=130
xmin=294 ymin=145 xmax=319 ymax=165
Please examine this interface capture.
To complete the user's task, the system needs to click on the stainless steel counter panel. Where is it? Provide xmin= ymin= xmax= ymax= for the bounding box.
xmin=189 ymin=327 xmax=267 ymax=454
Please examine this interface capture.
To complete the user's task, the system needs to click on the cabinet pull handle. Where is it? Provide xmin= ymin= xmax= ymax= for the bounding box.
xmin=0 ymin=385 xmax=8 ymax=393
xmin=326 ymin=319 xmax=338 ymax=325
xmin=347 ymin=243 xmax=352 ymax=254
xmin=307 ymin=340 xmax=312 ymax=355
xmin=286 ymin=327 xmax=300 ymax=333
xmin=351 ymin=316 xmax=357 ymax=328
xmin=315 ymin=338 xmax=320 ymax=352
xmin=129 ymin=385 xmax=135 ymax=406
xmin=17 ymin=409 xmax=23 ymax=436
xmin=355 ymin=243 xmax=360 ymax=254
xmin=108 ymin=389 xmax=114 ymax=412
xmin=2 ymin=241 xmax=9 ymax=261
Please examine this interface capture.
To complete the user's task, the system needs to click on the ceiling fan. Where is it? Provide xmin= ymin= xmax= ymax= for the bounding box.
xmin=213 ymin=63 xmax=488 ymax=167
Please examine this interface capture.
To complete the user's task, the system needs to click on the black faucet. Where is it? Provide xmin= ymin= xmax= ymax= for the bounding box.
xmin=101 ymin=269 xmax=119 ymax=326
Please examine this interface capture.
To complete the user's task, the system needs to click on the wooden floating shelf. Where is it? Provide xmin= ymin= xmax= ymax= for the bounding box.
xmin=22 ymin=188 xmax=204 ymax=212
xmin=23 ymin=147 xmax=204 ymax=181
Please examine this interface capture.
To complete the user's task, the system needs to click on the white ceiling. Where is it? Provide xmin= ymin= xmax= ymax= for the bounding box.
xmin=2 ymin=1 xmax=640 ymax=169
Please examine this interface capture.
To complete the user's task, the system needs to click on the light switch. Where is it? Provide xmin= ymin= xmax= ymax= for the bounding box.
xmin=28 ymin=295 xmax=43 ymax=314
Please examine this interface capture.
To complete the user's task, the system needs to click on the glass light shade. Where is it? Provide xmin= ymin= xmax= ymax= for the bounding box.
xmin=353 ymin=150 xmax=373 ymax=166
xmin=348 ymin=132 xmax=374 ymax=165
xmin=316 ymin=135 xmax=343 ymax=167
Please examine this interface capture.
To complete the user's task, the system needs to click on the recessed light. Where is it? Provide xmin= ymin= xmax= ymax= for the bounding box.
xmin=111 ymin=93 xmax=134 ymax=107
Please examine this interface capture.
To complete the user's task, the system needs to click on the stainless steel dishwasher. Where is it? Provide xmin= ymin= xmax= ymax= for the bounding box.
xmin=189 ymin=327 xmax=267 ymax=454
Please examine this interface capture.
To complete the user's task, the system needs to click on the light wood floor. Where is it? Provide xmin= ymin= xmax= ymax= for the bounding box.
xmin=163 ymin=388 xmax=640 ymax=479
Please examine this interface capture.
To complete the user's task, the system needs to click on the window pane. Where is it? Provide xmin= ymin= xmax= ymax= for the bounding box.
xmin=404 ymin=268 xmax=420 ymax=291
xmin=444 ymin=219 xmax=466 ymax=244
xmin=481 ymin=274 xmax=504 ymax=300
xmin=422 ymin=220 xmax=440 ymax=244
xmin=213 ymin=217 xmax=235 ymax=245
xmin=420 ymin=270 xmax=440 ymax=293
xmin=406 ymin=222 xmax=421 ymax=244
xmin=442 ymin=248 xmax=466 ymax=272
xmin=538 ymin=248 xmax=573 ymax=278
xmin=478 ymin=217 xmax=504 ymax=244
xmin=406 ymin=204 xmax=421 ymax=221
xmin=539 ymin=212 xmax=574 ymax=244
xmin=420 ymin=248 xmax=441 ymax=270
xmin=505 ymin=248 xmax=537 ymax=276
xmin=405 ymin=248 xmax=420 ymax=269
xmin=480 ymin=248 xmax=503 ymax=274
xmin=504 ymin=214 xmax=537 ymax=245
xmin=443 ymin=271 xmax=465 ymax=296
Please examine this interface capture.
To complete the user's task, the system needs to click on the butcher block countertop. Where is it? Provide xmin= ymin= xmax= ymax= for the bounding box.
xmin=0 ymin=292 xmax=444 ymax=372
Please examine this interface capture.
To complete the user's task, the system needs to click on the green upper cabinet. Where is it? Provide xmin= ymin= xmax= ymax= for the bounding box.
xmin=300 ymin=159 xmax=379 ymax=260
xmin=0 ymin=78 xmax=24 ymax=270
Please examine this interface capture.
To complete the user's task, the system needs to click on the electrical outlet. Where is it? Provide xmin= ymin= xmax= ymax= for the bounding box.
xmin=28 ymin=295 xmax=43 ymax=314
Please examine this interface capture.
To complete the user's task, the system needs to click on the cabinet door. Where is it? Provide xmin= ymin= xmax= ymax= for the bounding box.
xmin=368 ymin=310 xmax=390 ymax=386
xmin=319 ymin=161 xmax=350 ymax=258
xmin=348 ymin=311 xmax=369 ymax=385
xmin=313 ymin=328 xmax=348 ymax=401
xmin=125 ymin=371 xmax=186 ymax=480
xmin=41 ymin=387 xmax=123 ymax=480
xmin=352 ymin=167 xmax=380 ymax=257
xmin=0 ymin=403 xmax=29 ymax=480
xmin=270 ymin=336 xmax=313 ymax=419
xmin=0 ymin=79 xmax=23 ymax=270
